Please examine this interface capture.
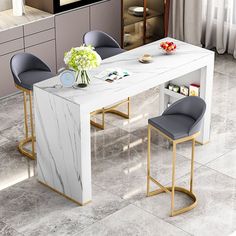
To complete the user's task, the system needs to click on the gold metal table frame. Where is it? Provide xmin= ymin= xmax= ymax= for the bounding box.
xmin=147 ymin=124 xmax=200 ymax=217
xmin=90 ymin=97 xmax=130 ymax=130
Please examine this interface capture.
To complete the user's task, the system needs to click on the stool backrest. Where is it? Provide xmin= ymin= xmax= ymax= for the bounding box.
xmin=163 ymin=96 xmax=206 ymax=135
xmin=83 ymin=30 xmax=120 ymax=49
xmin=10 ymin=53 xmax=51 ymax=84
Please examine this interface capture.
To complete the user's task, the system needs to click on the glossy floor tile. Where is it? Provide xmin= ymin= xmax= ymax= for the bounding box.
xmin=134 ymin=166 xmax=236 ymax=236
xmin=92 ymin=138 xmax=201 ymax=202
xmin=0 ymin=54 xmax=236 ymax=235
xmin=78 ymin=205 xmax=190 ymax=236
xmin=0 ymin=139 xmax=35 ymax=191
xmin=0 ymin=179 xmax=129 ymax=236
xmin=207 ymin=149 xmax=236 ymax=179
xmin=0 ymin=221 xmax=22 ymax=236
xmin=215 ymin=53 xmax=236 ymax=77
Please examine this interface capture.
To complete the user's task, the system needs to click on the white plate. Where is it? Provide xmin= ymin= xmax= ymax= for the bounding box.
xmin=138 ymin=57 xmax=153 ymax=63
xmin=128 ymin=6 xmax=149 ymax=16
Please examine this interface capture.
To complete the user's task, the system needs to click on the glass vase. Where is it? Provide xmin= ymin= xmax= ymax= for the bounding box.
xmin=76 ymin=70 xmax=90 ymax=88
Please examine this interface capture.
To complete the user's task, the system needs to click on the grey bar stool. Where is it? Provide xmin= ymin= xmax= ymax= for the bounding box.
xmin=147 ymin=96 xmax=206 ymax=216
xmin=83 ymin=30 xmax=125 ymax=60
xmin=83 ymin=30 xmax=129 ymax=130
xmin=10 ymin=53 xmax=55 ymax=160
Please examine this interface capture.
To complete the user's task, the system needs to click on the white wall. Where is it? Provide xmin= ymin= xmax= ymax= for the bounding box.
xmin=0 ymin=0 xmax=12 ymax=11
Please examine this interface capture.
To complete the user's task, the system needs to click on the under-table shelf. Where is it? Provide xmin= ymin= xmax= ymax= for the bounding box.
xmin=164 ymin=88 xmax=186 ymax=99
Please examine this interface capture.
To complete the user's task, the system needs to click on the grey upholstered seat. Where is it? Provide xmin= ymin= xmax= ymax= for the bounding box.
xmin=95 ymin=47 xmax=125 ymax=60
xmin=83 ymin=30 xmax=125 ymax=59
xmin=10 ymin=53 xmax=54 ymax=90
xmin=149 ymin=96 xmax=206 ymax=140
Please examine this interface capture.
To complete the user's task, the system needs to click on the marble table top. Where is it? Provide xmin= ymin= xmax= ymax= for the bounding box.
xmin=35 ymin=38 xmax=214 ymax=112
xmin=0 ymin=6 xmax=52 ymax=31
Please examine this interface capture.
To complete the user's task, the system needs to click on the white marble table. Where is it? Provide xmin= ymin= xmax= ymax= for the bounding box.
xmin=34 ymin=38 xmax=214 ymax=205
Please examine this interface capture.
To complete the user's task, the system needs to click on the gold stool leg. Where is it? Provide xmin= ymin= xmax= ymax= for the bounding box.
xmin=171 ymin=142 xmax=176 ymax=216
xmin=18 ymin=90 xmax=36 ymax=160
xmin=23 ymin=91 xmax=29 ymax=139
xmin=147 ymin=125 xmax=151 ymax=196
xmin=190 ymin=138 xmax=195 ymax=193
xmin=146 ymin=124 xmax=198 ymax=217
xmin=29 ymin=91 xmax=35 ymax=159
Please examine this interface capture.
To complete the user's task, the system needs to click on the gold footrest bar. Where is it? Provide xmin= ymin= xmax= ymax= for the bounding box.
xmin=148 ymin=176 xmax=171 ymax=194
xmin=90 ymin=98 xmax=130 ymax=130
xmin=103 ymin=99 xmax=130 ymax=114
xmin=18 ymin=136 xmax=36 ymax=160
xmin=147 ymin=181 xmax=197 ymax=217
xmin=90 ymin=120 xmax=105 ymax=130
xmin=105 ymin=109 xmax=129 ymax=119
xmin=15 ymin=86 xmax=36 ymax=160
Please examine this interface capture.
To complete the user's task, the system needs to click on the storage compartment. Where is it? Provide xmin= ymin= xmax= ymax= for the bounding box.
xmin=24 ymin=17 xmax=54 ymax=36
xmin=0 ymin=27 xmax=23 ymax=44
xmin=0 ymin=38 xmax=24 ymax=56
xmin=24 ymin=29 xmax=55 ymax=47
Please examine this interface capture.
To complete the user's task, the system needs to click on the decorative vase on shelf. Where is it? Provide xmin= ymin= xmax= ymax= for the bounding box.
xmin=12 ymin=0 xmax=25 ymax=16
xmin=64 ymin=45 xmax=101 ymax=88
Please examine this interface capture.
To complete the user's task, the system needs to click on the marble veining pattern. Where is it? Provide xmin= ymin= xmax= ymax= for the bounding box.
xmin=34 ymin=38 xmax=214 ymax=205
xmin=34 ymin=87 xmax=91 ymax=203
xmin=35 ymin=38 xmax=214 ymax=114
xmin=0 ymin=53 xmax=235 ymax=235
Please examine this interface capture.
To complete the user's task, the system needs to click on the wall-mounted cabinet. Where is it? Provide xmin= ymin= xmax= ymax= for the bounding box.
xmin=122 ymin=0 xmax=169 ymax=50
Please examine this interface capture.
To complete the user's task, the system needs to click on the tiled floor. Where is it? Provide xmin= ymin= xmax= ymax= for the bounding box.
xmin=0 ymin=53 xmax=236 ymax=236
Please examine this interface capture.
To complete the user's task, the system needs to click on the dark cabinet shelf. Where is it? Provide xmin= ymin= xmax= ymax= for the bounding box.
xmin=122 ymin=0 xmax=170 ymax=50
xmin=124 ymin=9 xmax=163 ymax=27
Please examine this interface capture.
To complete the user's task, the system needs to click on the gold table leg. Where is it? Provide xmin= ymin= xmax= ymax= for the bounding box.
xmin=90 ymin=97 xmax=130 ymax=130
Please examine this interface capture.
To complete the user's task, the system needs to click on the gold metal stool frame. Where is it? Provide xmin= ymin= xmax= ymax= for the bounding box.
xmin=147 ymin=124 xmax=200 ymax=217
xmin=16 ymin=84 xmax=36 ymax=160
xmin=90 ymin=97 xmax=130 ymax=130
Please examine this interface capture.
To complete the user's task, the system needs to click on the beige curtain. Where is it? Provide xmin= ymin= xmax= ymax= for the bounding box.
xmin=168 ymin=0 xmax=236 ymax=58
xmin=168 ymin=0 xmax=203 ymax=46
xmin=202 ymin=0 xmax=236 ymax=58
